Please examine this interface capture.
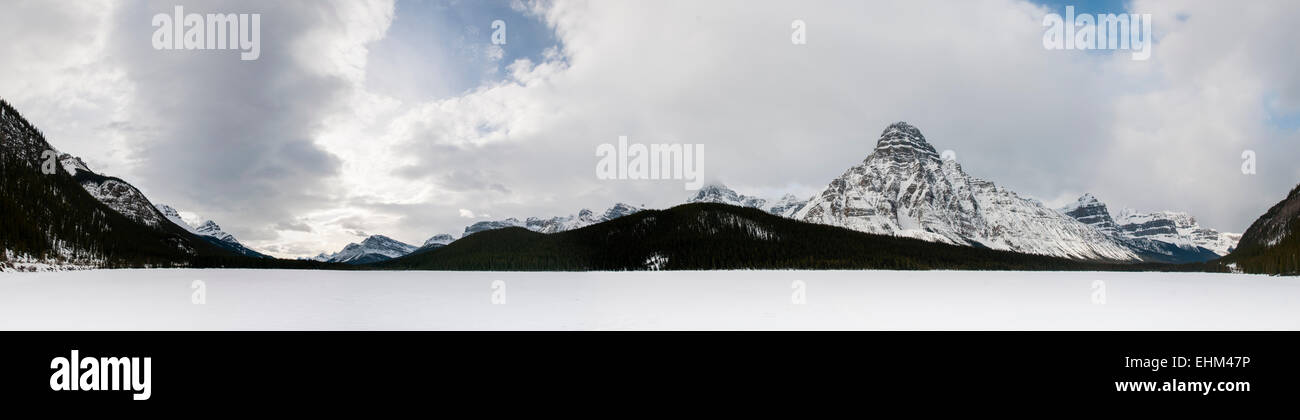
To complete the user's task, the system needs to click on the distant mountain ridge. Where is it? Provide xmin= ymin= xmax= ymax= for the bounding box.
xmin=313 ymin=235 xmax=418 ymax=265
xmin=462 ymin=203 xmax=644 ymax=236
xmin=1059 ymin=194 xmax=1238 ymax=263
xmin=422 ymin=234 xmax=456 ymax=248
xmin=687 ymin=184 xmax=807 ymax=217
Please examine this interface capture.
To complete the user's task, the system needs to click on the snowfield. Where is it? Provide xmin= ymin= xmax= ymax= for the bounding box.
xmin=1 ymin=269 xmax=1297 ymax=330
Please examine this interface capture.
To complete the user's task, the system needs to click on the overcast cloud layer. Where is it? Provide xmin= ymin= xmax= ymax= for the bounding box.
xmin=2 ymin=0 xmax=1297 ymax=258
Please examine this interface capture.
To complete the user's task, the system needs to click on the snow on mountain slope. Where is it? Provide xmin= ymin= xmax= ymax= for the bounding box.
xmin=793 ymin=122 xmax=1139 ymax=261
xmin=408 ymin=233 xmax=458 ymax=253
xmin=58 ymin=153 xmax=167 ymax=229
xmin=689 ymin=184 xmax=770 ymax=209
xmin=422 ymin=234 xmax=456 ymax=248
xmin=463 ymin=218 xmax=525 ymax=236
xmin=195 ymin=220 xmax=239 ymax=244
xmin=687 ymin=184 xmax=807 ymax=217
xmin=156 ymin=204 xmax=200 ymax=235
xmin=315 ymin=235 xmax=418 ymax=264
xmin=1058 ymin=193 xmax=1119 ymax=236
xmin=768 ymin=194 xmax=808 ymax=218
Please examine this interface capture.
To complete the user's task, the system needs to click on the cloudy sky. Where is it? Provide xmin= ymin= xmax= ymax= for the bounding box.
xmin=1 ymin=0 xmax=1297 ymax=258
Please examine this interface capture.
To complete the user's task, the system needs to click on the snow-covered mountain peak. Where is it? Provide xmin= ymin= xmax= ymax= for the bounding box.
xmin=360 ymin=235 xmax=406 ymax=248
xmin=195 ymin=220 xmax=239 ymax=244
xmin=1058 ymin=193 xmax=1118 ymax=236
xmin=464 ymin=203 xmax=647 ymax=236
xmin=314 ymin=235 xmax=418 ymax=264
xmin=155 ymin=203 xmax=200 ymax=235
xmin=688 ymin=183 xmax=768 ymax=209
xmin=464 ymin=218 xmax=524 ymax=236
xmin=156 ymin=204 xmax=181 ymax=218
xmin=690 ymin=183 xmax=739 ymax=201
xmin=874 ymin=121 xmax=940 ymax=161
xmin=422 ymin=234 xmax=456 ymax=248
xmin=602 ymin=202 xmax=641 ymax=220
xmin=686 ymin=184 xmax=807 ymax=217
xmin=1060 ymin=193 xmax=1101 ymax=212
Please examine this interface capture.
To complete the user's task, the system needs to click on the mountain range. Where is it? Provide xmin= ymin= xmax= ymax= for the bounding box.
xmin=3 ymin=97 xmax=1292 ymax=274
xmin=461 ymin=203 xmax=644 ymax=236
xmin=377 ymin=202 xmax=1205 ymax=272
xmin=399 ymin=122 xmax=1252 ymax=267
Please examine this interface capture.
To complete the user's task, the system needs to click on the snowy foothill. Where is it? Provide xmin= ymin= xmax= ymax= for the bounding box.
xmin=0 ymin=269 xmax=1297 ymax=330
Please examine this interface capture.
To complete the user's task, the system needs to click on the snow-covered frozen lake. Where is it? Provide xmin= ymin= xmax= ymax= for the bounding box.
xmin=1 ymin=269 xmax=1297 ymax=330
